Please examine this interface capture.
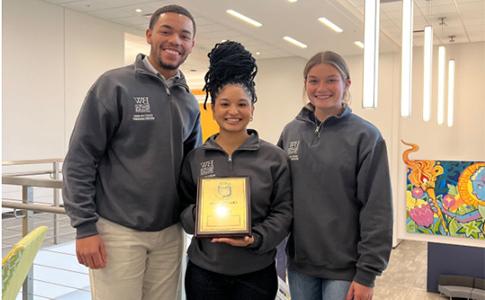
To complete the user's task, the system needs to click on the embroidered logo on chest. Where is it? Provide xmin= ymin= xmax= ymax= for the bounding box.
xmin=287 ymin=140 xmax=300 ymax=161
xmin=200 ymin=160 xmax=215 ymax=177
xmin=132 ymin=96 xmax=155 ymax=121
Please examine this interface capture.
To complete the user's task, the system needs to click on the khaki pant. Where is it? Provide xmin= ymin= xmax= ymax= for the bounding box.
xmin=90 ymin=218 xmax=183 ymax=300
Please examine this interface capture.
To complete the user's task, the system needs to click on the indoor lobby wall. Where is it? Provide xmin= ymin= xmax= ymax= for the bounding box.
xmin=252 ymin=56 xmax=306 ymax=144
xmin=3 ymin=0 xmax=125 ymax=161
xmin=399 ymin=41 xmax=485 ymax=161
xmin=396 ymin=41 xmax=485 ymax=248
xmin=63 ymin=9 xmax=125 ymax=151
xmin=3 ymin=0 xmax=65 ymax=160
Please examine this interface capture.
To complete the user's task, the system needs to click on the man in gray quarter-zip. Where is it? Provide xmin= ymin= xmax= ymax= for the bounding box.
xmin=62 ymin=5 xmax=201 ymax=300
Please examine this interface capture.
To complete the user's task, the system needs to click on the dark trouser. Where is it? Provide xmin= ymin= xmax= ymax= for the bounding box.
xmin=185 ymin=260 xmax=278 ymax=300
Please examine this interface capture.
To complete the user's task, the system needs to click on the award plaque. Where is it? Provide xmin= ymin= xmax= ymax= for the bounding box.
xmin=195 ymin=177 xmax=251 ymax=237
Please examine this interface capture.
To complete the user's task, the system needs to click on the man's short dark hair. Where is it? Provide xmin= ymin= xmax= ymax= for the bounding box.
xmin=149 ymin=5 xmax=196 ymax=36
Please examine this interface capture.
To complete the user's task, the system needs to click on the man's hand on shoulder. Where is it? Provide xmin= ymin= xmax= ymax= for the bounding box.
xmin=76 ymin=234 xmax=107 ymax=269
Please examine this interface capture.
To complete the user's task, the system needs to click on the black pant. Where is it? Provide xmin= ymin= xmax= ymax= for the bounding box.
xmin=185 ymin=260 xmax=278 ymax=300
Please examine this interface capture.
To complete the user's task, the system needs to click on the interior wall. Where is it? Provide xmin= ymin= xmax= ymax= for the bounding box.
xmin=64 ymin=9 xmax=124 ymax=147
xmin=396 ymin=41 xmax=485 ymax=248
xmin=400 ymin=42 xmax=485 ymax=160
xmin=2 ymin=0 xmax=125 ymax=161
xmin=3 ymin=0 xmax=65 ymax=160
xmin=253 ymin=56 xmax=306 ymax=144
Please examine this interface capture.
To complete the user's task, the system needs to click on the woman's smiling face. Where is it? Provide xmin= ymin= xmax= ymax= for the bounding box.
xmin=305 ymin=63 xmax=350 ymax=114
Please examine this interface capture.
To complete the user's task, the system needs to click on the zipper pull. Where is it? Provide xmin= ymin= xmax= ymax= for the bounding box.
xmin=157 ymin=75 xmax=170 ymax=95
xmin=228 ymin=155 xmax=232 ymax=162
xmin=314 ymin=124 xmax=322 ymax=137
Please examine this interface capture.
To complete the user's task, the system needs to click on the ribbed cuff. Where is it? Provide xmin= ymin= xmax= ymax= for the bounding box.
xmin=180 ymin=204 xmax=196 ymax=234
xmin=248 ymin=232 xmax=262 ymax=250
xmin=354 ymin=268 xmax=376 ymax=287
xmin=76 ymin=222 xmax=98 ymax=239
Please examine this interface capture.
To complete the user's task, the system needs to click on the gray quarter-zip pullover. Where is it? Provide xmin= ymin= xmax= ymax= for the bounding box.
xmin=278 ymin=104 xmax=392 ymax=287
xmin=63 ymin=53 xmax=202 ymax=238
xmin=179 ymin=130 xmax=292 ymax=275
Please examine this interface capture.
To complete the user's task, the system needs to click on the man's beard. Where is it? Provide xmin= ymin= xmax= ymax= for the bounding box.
xmin=157 ymin=55 xmax=187 ymax=71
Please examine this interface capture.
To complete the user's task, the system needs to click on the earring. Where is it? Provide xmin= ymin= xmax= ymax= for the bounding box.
xmin=250 ymin=116 xmax=253 ymax=121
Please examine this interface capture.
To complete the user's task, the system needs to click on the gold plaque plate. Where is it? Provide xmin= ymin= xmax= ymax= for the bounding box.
xmin=195 ymin=177 xmax=251 ymax=237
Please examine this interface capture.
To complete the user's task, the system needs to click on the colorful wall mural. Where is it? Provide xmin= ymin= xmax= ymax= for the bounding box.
xmin=402 ymin=141 xmax=485 ymax=240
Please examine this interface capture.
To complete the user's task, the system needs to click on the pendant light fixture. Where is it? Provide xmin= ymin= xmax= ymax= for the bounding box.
xmin=422 ymin=1 xmax=433 ymax=122
xmin=400 ymin=0 xmax=413 ymax=117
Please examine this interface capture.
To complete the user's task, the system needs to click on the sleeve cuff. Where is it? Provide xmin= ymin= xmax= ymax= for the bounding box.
xmin=76 ymin=222 xmax=98 ymax=239
xmin=354 ymin=268 xmax=376 ymax=288
xmin=248 ymin=232 xmax=262 ymax=250
xmin=180 ymin=204 xmax=196 ymax=234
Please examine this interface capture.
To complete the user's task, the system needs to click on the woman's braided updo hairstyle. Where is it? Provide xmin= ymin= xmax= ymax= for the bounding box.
xmin=202 ymin=41 xmax=258 ymax=109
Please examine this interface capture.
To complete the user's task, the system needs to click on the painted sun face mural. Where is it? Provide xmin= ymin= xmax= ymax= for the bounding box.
xmin=402 ymin=141 xmax=485 ymax=240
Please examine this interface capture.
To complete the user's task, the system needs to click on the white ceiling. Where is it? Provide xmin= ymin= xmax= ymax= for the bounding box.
xmin=43 ymin=0 xmax=485 ymax=77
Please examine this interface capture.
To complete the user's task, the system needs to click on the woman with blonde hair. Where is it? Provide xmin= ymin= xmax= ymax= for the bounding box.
xmin=278 ymin=51 xmax=393 ymax=300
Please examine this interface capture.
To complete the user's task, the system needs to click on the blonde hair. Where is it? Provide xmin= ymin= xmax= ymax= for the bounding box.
xmin=302 ymin=51 xmax=351 ymax=105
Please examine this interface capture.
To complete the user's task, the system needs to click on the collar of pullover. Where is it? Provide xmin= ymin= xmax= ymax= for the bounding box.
xmin=296 ymin=103 xmax=352 ymax=126
xmin=202 ymin=129 xmax=260 ymax=153
xmin=133 ymin=53 xmax=190 ymax=93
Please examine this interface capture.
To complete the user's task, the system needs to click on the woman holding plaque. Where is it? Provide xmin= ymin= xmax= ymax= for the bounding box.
xmin=179 ymin=41 xmax=292 ymax=300
xmin=278 ymin=51 xmax=393 ymax=300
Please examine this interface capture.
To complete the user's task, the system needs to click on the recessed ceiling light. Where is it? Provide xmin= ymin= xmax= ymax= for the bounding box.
xmin=354 ymin=41 xmax=364 ymax=49
xmin=135 ymin=8 xmax=142 ymax=13
xmin=226 ymin=9 xmax=262 ymax=27
xmin=318 ymin=17 xmax=343 ymax=33
xmin=256 ymin=51 xmax=261 ymax=55
xmin=288 ymin=0 xmax=298 ymax=2
xmin=283 ymin=36 xmax=307 ymax=48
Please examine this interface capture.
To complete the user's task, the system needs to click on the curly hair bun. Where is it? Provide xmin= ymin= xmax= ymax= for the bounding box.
xmin=203 ymin=41 xmax=258 ymax=108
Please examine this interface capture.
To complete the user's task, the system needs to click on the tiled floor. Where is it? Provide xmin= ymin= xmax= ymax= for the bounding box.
xmin=14 ymin=241 xmax=91 ymax=300
xmin=374 ymin=240 xmax=445 ymax=300
xmin=14 ymin=239 xmax=447 ymax=300
xmin=3 ymin=212 xmax=90 ymax=300
xmin=3 ymin=212 xmax=448 ymax=299
xmin=22 ymin=241 xmax=90 ymax=300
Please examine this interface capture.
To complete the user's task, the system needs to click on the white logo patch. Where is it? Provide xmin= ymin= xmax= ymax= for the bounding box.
xmin=287 ymin=140 xmax=300 ymax=161
xmin=133 ymin=97 xmax=155 ymax=121
xmin=200 ymin=160 xmax=215 ymax=177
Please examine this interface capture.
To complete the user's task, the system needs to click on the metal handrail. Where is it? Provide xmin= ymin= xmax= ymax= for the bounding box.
xmin=3 ymin=170 xmax=61 ymax=177
xmin=2 ymin=158 xmax=63 ymax=166
xmin=2 ymin=200 xmax=65 ymax=214
xmin=2 ymin=158 xmax=65 ymax=300
xmin=2 ymin=177 xmax=62 ymax=189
